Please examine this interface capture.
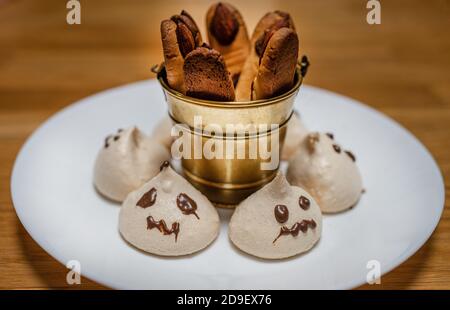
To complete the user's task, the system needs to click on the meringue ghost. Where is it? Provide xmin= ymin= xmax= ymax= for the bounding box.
xmin=281 ymin=111 xmax=308 ymax=161
xmin=150 ymin=115 xmax=175 ymax=150
xmin=119 ymin=164 xmax=220 ymax=256
xmin=286 ymin=132 xmax=363 ymax=213
xmin=94 ymin=126 xmax=170 ymax=202
xmin=229 ymin=173 xmax=322 ymax=259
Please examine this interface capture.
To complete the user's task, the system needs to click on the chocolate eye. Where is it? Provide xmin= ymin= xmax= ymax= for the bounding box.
xmin=274 ymin=205 xmax=289 ymax=223
xmin=136 ymin=187 xmax=157 ymax=208
xmin=332 ymin=144 xmax=341 ymax=153
xmin=176 ymin=193 xmax=200 ymax=219
xmin=298 ymin=196 xmax=310 ymax=210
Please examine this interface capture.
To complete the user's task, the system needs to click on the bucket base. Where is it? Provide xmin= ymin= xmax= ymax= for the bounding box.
xmin=182 ymin=168 xmax=278 ymax=206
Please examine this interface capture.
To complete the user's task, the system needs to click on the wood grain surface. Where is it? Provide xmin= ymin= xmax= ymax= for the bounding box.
xmin=0 ymin=0 xmax=449 ymax=290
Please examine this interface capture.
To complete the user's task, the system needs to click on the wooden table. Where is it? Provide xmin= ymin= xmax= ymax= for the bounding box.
xmin=0 ymin=0 xmax=448 ymax=289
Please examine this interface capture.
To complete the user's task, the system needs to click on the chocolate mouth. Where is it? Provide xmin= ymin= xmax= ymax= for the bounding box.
xmin=146 ymin=216 xmax=180 ymax=242
xmin=273 ymin=219 xmax=317 ymax=244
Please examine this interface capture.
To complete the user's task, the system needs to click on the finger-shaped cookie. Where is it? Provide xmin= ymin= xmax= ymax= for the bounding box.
xmin=160 ymin=10 xmax=202 ymax=94
xmin=174 ymin=10 xmax=202 ymax=46
xmin=184 ymin=46 xmax=235 ymax=101
xmin=235 ymin=11 xmax=295 ymax=101
xmin=206 ymin=2 xmax=250 ymax=86
xmin=252 ymin=27 xmax=299 ymax=100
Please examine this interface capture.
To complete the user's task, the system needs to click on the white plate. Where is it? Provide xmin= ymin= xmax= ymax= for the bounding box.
xmin=11 ymin=80 xmax=444 ymax=289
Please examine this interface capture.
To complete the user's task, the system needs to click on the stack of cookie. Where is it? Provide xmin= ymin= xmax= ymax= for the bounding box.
xmin=160 ymin=3 xmax=300 ymax=102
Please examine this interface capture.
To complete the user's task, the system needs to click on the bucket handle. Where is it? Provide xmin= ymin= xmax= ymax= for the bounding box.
xmin=298 ymin=55 xmax=310 ymax=77
xmin=151 ymin=62 xmax=164 ymax=75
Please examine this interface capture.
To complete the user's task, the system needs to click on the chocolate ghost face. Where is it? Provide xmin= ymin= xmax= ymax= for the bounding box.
xmin=229 ymin=173 xmax=322 ymax=259
xmin=286 ymin=132 xmax=363 ymax=213
xmin=93 ymin=126 xmax=170 ymax=202
xmin=119 ymin=164 xmax=220 ymax=256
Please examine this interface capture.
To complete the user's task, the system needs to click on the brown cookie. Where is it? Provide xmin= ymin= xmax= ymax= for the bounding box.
xmin=206 ymin=2 xmax=250 ymax=86
xmin=183 ymin=46 xmax=235 ymax=101
xmin=252 ymin=27 xmax=299 ymax=100
xmin=235 ymin=11 xmax=295 ymax=101
xmin=160 ymin=11 xmax=202 ymax=94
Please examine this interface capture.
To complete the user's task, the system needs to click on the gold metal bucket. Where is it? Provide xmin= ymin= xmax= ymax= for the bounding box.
xmin=154 ymin=64 xmax=305 ymax=206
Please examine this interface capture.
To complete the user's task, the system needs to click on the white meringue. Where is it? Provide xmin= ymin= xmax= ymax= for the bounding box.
xmin=286 ymin=132 xmax=363 ymax=213
xmin=119 ymin=165 xmax=220 ymax=256
xmin=150 ymin=115 xmax=174 ymax=150
xmin=229 ymin=173 xmax=322 ymax=259
xmin=281 ymin=111 xmax=308 ymax=161
xmin=93 ymin=126 xmax=170 ymax=202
